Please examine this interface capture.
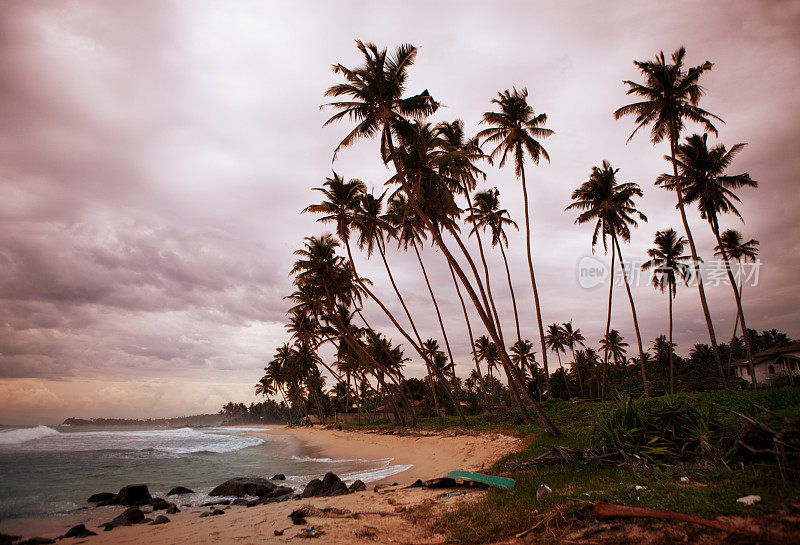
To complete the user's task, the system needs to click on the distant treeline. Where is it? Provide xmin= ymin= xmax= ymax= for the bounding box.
xmin=60 ymin=414 xmax=225 ymax=427
xmin=218 ymin=400 xmax=289 ymax=424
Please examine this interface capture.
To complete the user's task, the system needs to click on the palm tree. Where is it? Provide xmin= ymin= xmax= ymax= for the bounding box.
xmin=544 ymin=324 xmax=570 ymax=398
xmin=468 ymin=188 xmax=523 ymax=345
xmin=478 ymin=88 xmax=554 ymax=393
xmin=714 ymin=229 xmax=759 ymax=372
xmin=325 ymin=42 xmax=559 ymax=434
xmin=562 ymin=322 xmax=586 ymax=397
xmin=614 ymin=47 xmax=728 ymax=387
xmin=474 ymin=335 xmax=501 ymax=404
xmin=510 ymin=339 xmax=538 ymax=386
xmin=658 ymin=133 xmax=758 ymax=386
xmin=566 ymin=160 xmax=649 ymax=396
xmin=600 ymin=330 xmax=629 ymax=369
xmin=642 ymin=228 xmax=691 ymax=394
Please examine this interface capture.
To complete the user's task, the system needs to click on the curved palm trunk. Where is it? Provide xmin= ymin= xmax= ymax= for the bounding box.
xmin=499 ymin=242 xmax=523 ymax=345
xmin=725 ymin=259 xmax=743 ymax=373
xmin=444 ymin=225 xmax=529 ymax=417
xmin=385 ymin=134 xmax=562 ymax=435
xmin=668 ymin=132 xmax=727 ymax=387
xmin=519 ymin=166 xmax=551 ymax=393
xmin=710 ymin=221 xmax=756 ymax=387
xmin=376 ymin=237 xmax=447 ymax=424
xmin=601 ymin=246 xmax=616 ymax=401
xmin=612 ymin=234 xmax=649 ymax=396
xmin=569 ymin=347 xmax=584 ymax=398
xmin=448 ymin=260 xmax=491 ymax=407
xmin=668 ymin=288 xmax=675 ymax=395
xmin=412 ymin=239 xmax=458 ymax=387
xmin=342 ymin=239 xmax=417 ymax=424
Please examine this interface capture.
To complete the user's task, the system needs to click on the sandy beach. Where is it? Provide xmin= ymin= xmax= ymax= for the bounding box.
xmin=49 ymin=426 xmax=520 ymax=545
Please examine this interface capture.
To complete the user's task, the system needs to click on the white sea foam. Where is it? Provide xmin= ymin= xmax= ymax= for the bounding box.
xmin=289 ymin=455 xmax=367 ymax=463
xmin=0 ymin=425 xmax=60 ymax=445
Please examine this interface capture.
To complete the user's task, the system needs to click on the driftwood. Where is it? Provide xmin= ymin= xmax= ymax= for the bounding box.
xmin=594 ymin=502 xmax=781 ymax=544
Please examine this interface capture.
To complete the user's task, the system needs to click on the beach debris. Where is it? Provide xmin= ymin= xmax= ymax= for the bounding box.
xmin=594 ymin=501 xmax=770 ymax=540
xmin=290 ymin=509 xmax=308 ymax=525
xmin=680 ymin=476 xmax=690 ymax=483
xmin=150 ymin=515 xmax=170 ymax=525
xmin=387 ymin=498 xmax=397 ymax=505
xmin=536 ymin=484 xmax=552 ymax=499
xmin=348 ymin=479 xmax=367 ymax=492
xmin=165 ymin=505 xmax=180 ymax=514
xmin=373 ymin=484 xmax=397 ymax=493
xmin=59 ymin=524 xmax=97 ymax=539
xmin=355 ymin=526 xmax=379 ymax=538
xmin=299 ymin=472 xmax=349 ymax=498
xmin=270 ymin=473 xmax=286 ymax=480
xmin=394 ymin=506 xmax=406 ymax=512
xmin=404 ymin=479 xmax=424 ymax=489
xmin=274 ymin=529 xmax=285 ymax=536
xmin=209 ymin=477 xmax=281 ymax=498
xmin=87 ymin=492 xmax=115 ymax=503
xmin=296 ymin=526 xmax=325 ymax=539
xmin=167 ymin=486 xmax=194 ymax=495
xmin=563 ymin=522 xmax=619 ymax=540
xmin=445 ymin=471 xmax=516 ymax=490
xmin=736 ymin=494 xmax=762 ymax=506
xmin=102 ymin=507 xmax=145 ymax=531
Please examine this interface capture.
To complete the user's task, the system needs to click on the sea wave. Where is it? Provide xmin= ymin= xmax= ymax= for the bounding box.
xmin=0 ymin=425 xmax=60 ymax=445
xmin=289 ymin=455 xmax=368 ymax=463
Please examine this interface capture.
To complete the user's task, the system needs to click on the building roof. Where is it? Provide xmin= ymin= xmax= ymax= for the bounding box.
xmin=732 ymin=342 xmax=800 ymax=367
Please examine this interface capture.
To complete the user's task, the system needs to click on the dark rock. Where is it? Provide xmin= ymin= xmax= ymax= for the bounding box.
xmin=211 ymin=508 xmax=225 ymax=516
xmin=201 ymin=500 xmax=230 ymax=507
xmin=150 ymin=498 xmax=174 ymax=511
xmin=113 ymin=484 xmax=152 ymax=506
xmin=150 ymin=515 xmax=170 ymax=525
xmin=141 ymin=518 xmax=153 ymax=524
xmin=60 ymin=524 xmax=97 ymax=539
xmin=165 ymin=505 xmax=180 ymax=514
xmin=300 ymin=472 xmax=349 ymax=498
xmin=103 ymin=507 xmax=145 ymax=531
xmin=289 ymin=508 xmax=307 ymax=525
xmin=270 ymin=474 xmax=286 ymax=480
xmin=18 ymin=539 xmax=55 ymax=545
xmin=209 ymin=477 xmax=278 ymax=498
xmin=199 ymin=511 xmax=211 ymax=518
xmin=167 ymin=486 xmax=194 ymax=495
xmin=0 ymin=534 xmax=20 ymax=545
xmin=87 ymin=492 xmax=115 ymax=503
xmin=231 ymin=498 xmax=249 ymax=506
xmin=348 ymin=479 xmax=366 ymax=493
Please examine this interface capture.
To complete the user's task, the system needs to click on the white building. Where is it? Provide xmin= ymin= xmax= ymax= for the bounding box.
xmin=733 ymin=343 xmax=800 ymax=385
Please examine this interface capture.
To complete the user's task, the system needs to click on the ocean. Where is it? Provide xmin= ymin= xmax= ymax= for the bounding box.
xmin=0 ymin=425 xmax=411 ymax=538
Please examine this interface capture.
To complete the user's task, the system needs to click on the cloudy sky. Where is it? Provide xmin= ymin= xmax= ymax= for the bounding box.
xmin=1 ymin=0 xmax=798 ymax=424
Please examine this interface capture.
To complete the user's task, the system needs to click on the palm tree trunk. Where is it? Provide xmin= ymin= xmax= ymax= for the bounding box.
xmin=725 ymin=259 xmax=743 ymax=373
xmin=555 ymin=350 xmax=570 ymax=398
xmin=668 ymin=288 xmax=675 ymax=395
xmin=499 ymin=242 xmax=522 ymax=345
xmin=519 ymin=165 xmax=551 ymax=393
xmin=447 ymin=260 xmax=490 ymax=406
xmin=601 ymin=245 xmax=616 ymax=401
xmin=711 ymin=222 xmax=756 ymax=387
xmin=612 ymin=233 xmax=649 ymax=396
xmin=385 ymin=132 xmax=560 ymax=435
xmin=412 ymin=239 xmax=458 ymax=384
xmin=570 ymin=347 xmax=584 ymax=398
xmin=668 ymin=131 xmax=728 ymax=387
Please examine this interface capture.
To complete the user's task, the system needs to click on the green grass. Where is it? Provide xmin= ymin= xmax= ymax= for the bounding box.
xmin=347 ymin=387 xmax=800 ymax=543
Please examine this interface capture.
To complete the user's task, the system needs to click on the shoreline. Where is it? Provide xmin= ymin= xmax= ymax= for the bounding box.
xmin=8 ymin=426 xmax=521 ymax=545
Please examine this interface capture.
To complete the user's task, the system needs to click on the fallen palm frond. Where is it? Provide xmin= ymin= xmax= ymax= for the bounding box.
xmin=504 ymin=446 xmax=625 ymax=470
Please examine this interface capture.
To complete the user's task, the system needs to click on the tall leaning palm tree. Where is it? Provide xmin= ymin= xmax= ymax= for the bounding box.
xmin=715 ymin=229 xmax=759 ymax=372
xmin=642 ymin=228 xmax=691 ymax=394
xmin=658 ymin=133 xmax=758 ymax=386
xmin=614 ymin=46 xmax=728 ymax=387
xmin=478 ymin=88 xmax=554 ymax=393
xmin=567 ymin=160 xmax=649 ymax=396
xmin=562 ymin=322 xmax=586 ymax=397
xmin=324 ymin=41 xmax=560 ymax=434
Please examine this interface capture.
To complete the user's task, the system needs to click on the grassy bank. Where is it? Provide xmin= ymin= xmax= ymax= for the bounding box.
xmin=348 ymin=387 xmax=800 ymax=543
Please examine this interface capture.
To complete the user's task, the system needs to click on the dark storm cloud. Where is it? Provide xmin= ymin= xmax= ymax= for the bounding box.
xmin=0 ymin=0 xmax=798 ymax=423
